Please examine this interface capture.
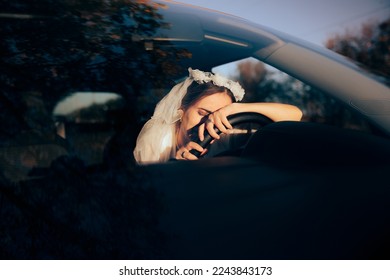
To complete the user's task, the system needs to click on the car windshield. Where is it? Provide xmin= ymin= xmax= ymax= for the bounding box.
xmin=1 ymin=0 xmax=389 ymax=260
xmin=0 ymin=0 xmax=382 ymax=174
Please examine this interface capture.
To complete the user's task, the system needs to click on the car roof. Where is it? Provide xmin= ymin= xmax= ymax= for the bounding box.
xmin=150 ymin=0 xmax=390 ymax=135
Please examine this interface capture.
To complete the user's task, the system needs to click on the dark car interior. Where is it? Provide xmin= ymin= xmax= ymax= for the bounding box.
xmin=142 ymin=119 xmax=390 ymax=259
xmin=241 ymin=119 xmax=390 ymax=167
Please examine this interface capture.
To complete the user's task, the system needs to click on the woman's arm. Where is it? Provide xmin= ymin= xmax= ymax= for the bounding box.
xmin=224 ymin=102 xmax=303 ymax=122
xmin=199 ymin=102 xmax=303 ymax=141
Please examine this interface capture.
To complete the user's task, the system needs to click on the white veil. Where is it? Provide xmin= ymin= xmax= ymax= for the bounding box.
xmin=133 ymin=76 xmax=194 ymax=164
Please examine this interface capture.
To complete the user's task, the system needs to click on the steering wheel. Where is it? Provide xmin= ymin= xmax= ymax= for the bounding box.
xmin=189 ymin=112 xmax=274 ymax=158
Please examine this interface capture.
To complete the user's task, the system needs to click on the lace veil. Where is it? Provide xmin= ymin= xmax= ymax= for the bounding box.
xmin=133 ymin=76 xmax=194 ymax=164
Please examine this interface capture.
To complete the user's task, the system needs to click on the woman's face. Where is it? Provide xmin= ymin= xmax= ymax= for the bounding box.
xmin=180 ymin=91 xmax=233 ymax=133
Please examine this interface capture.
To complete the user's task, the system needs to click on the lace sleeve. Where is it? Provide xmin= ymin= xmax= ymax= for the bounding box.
xmin=133 ymin=119 xmax=176 ymax=164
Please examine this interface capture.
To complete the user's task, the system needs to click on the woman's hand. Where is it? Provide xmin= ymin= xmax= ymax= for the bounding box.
xmin=196 ymin=102 xmax=303 ymax=141
xmin=198 ymin=104 xmax=234 ymax=141
xmin=176 ymin=141 xmax=205 ymax=160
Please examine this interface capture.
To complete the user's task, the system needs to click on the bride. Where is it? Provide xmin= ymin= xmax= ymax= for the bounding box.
xmin=133 ymin=68 xmax=302 ymax=164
